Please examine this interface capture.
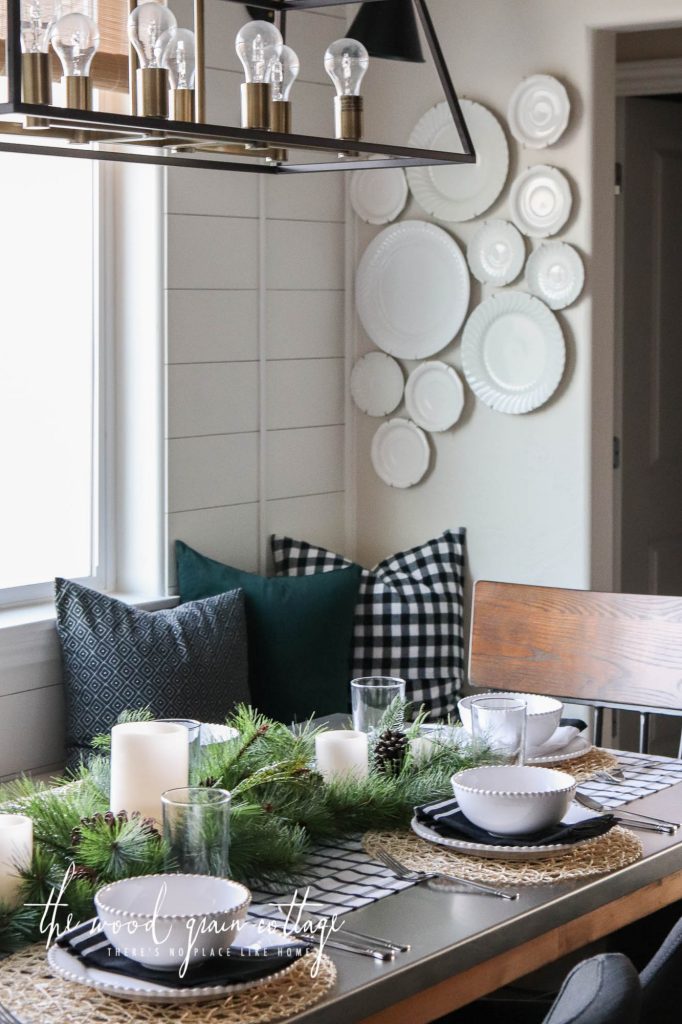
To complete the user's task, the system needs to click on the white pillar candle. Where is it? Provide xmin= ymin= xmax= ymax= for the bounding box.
xmin=315 ymin=730 xmax=369 ymax=783
xmin=0 ymin=814 xmax=33 ymax=908
xmin=110 ymin=722 xmax=189 ymax=822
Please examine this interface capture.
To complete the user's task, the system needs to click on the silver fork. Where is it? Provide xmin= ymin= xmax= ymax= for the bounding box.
xmin=575 ymin=792 xmax=679 ymax=833
xmin=0 ymin=1004 xmax=23 ymax=1024
xmin=375 ymin=846 xmax=519 ymax=900
xmin=594 ymin=769 xmax=626 ymax=784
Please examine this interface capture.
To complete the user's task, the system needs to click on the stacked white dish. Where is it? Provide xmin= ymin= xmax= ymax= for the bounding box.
xmin=457 ymin=691 xmax=591 ymax=763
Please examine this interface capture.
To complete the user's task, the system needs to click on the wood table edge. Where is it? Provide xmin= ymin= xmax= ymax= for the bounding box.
xmin=358 ymin=868 xmax=682 ymax=1024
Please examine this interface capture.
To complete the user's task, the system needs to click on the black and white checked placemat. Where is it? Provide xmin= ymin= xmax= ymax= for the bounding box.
xmin=250 ymin=835 xmax=412 ymax=920
xmin=578 ymin=749 xmax=682 ymax=809
xmin=250 ymin=751 xmax=682 ymax=920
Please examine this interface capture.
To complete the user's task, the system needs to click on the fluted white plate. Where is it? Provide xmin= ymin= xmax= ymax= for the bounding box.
xmin=407 ymin=100 xmax=509 ymax=222
xmin=349 ymin=167 xmax=408 ymax=225
xmin=371 ymin=418 xmax=430 ymax=488
xmin=462 ymin=292 xmax=566 ymax=414
xmin=526 ymin=241 xmax=585 ymax=310
xmin=508 ymin=74 xmax=571 ymax=149
xmin=509 ymin=165 xmax=572 ymax=238
xmin=467 ymin=219 xmax=525 ymax=286
xmin=405 ymin=361 xmax=464 ymax=432
xmin=356 ymin=220 xmax=470 ymax=359
xmin=350 ymin=351 xmax=404 ymax=417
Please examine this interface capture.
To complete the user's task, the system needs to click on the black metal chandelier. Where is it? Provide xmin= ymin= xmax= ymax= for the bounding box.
xmin=0 ymin=0 xmax=476 ymax=174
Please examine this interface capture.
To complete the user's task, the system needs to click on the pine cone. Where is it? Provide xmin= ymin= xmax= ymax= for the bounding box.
xmin=373 ymin=728 xmax=408 ymax=775
xmin=71 ymin=810 xmax=159 ymax=847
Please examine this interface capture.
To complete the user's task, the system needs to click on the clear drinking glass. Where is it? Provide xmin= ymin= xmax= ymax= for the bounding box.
xmin=161 ymin=787 xmax=231 ymax=877
xmin=351 ymin=676 xmax=406 ymax=738
xmin=470 ymin=696 xmax=527 ymax=765
xmin=155 ymin=719 xmax=201 ymax=781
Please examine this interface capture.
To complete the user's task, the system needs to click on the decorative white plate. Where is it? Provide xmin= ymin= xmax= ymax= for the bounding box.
xmin=526 ymin=735 xmax=593 ymax=766
xmin=404 ymin=361 xmax=465 ymax=432
xmin=356 ymin=220 xmax=470 ymax=359
xmin=508 ymin=75 xmax=571 ymax=149
xmin=371 ymin=418 xmax=430 ymax=488
xmin=462 ymin=292 xmax=566 ymax=415
xmin=509 ymin=165 xmax=572 ymax=238
xmin=411 ymin=809 xmax=603 ymax=863
xmin=467 ymin=219 xmax=525 ymax=286
xmin=47 ymin=926 xmax=304 ymax=1004
xmin=525 ymin=241 xmax=585 ymax=310
xmin=407 ymin=100 xmax=509 ymax=222
xmin=349 ymin=167 xmax=408 ymax=225
xmin=350 ymin=351 xmax=404 ymax=417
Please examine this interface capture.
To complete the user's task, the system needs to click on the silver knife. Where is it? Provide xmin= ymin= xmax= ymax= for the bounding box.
xmin=297 ymin=912 xmax=410 ymax=953
xmin=294 ymin=929 xmax=396 ymax=961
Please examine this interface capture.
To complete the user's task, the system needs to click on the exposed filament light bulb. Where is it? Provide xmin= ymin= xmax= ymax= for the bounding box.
xmin=50 ymin=12 xmax=99 ymax=110
xmin=20 ymin=0 xmax=55 ymax=108
xmin=270 ymin=44 xmax=299 ymax=103
xmin=235 ymin=19 xmax=282 ymax=131
xmin=128 ymin=1 xmax=177 ymax=118
xmin=324 ymin=38 xmax=369 ymax=142
xmin=157 ymin=27 xmax=196 ymax=122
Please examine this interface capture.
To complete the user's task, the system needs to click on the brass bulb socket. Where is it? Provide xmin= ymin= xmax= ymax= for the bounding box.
xmin=241 ymin=82 xmax=270 ymax=131
xmin=137 ymin=67 xmax=169 ymax=118
xmin=65 ymin=76 xmax=91 ymax=111
xmin=171 ymin=88 xmax=194 ymax=122
xmin=269 ymin=98 xmax=290 ymax=162
xmin=22 ymin=52 xmax=51 ymax=105
xmin=334 ymin=94 xmax=363 ymax=142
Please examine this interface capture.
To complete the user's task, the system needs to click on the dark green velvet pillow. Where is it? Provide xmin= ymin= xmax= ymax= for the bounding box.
xmin=175 ymin=541 xmax=362 ymax=723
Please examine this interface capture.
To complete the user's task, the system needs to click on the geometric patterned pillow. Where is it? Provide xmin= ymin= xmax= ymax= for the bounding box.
xmin=271 ymin=530 xmax=465 ymax=720
xmin=55 ymin=578 xmax=250 ymax=766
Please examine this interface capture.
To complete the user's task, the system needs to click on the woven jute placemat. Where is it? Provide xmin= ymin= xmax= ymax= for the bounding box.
xmin=540 ymin=747 xmax=620 ymax=783
xmin=363 ymin=826 xmax=642 ymax=887
xmin=0 ymin=945 xmax=336 ymax=1024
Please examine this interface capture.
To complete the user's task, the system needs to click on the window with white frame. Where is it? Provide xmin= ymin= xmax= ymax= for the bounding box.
xmin=0 ymin=152 xmax=103 ymax=605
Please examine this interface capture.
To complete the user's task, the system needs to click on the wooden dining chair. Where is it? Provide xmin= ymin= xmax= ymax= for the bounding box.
xmin=469 ymin=581 xmax=682 ymax=753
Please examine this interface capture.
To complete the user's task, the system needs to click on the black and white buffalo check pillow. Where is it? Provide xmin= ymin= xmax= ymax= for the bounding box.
xmin=271 ymin=530 xmax=465 ymax=719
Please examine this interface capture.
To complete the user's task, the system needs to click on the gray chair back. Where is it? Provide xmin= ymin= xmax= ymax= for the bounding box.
xmin=543 ymin=953 xmax=641 ymax=1024
xmin=640 ymin=913 xmax=682 ymax=1023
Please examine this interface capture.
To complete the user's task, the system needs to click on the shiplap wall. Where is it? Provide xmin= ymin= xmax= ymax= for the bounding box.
xmin=165 ymin=2 xmax=349 ymax=582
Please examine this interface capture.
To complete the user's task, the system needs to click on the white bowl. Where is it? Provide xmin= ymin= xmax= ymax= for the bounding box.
xmin=458 ymin=692 xmax=563 ymax=748
xmin=95 ymin=873 xmax=251 ymax=971
xmin=451 ymin=765 xmax=576 ymax=836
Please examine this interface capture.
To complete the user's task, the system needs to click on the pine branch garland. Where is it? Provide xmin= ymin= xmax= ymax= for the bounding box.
xmin=0 ymin=701 xmax=493 ymax=953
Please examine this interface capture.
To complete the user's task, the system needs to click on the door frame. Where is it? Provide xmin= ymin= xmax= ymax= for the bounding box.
xmin=611 ymin=57 xmax=682 ymax=592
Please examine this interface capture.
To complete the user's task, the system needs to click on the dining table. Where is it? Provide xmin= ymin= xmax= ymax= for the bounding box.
xmin=282 ymin=759 xmax=682 ymax=1024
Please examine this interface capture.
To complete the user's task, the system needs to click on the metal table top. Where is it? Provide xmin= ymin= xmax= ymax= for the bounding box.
xmin=287 ymin=777 xmax=682 ymax=1024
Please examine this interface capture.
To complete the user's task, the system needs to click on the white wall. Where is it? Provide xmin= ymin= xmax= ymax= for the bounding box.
xmin=352 ymin=0 xmax=682 ymax=607
xmin=165 ymin=1 xmax=349 ymax=580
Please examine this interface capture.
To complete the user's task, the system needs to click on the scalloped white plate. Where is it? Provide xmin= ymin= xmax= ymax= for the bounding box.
xmin=509 ymin=165 xmax=572 ymax=238
xmin=462 ymin=292 xmax=566 ymax=415
xmin=407 ymin=100 xmax=509 ymax=222
xmin=356 ymin=220 xmax=470 ymax=359
xmin=349 ymin=167 xmax=408 ymax=225
xmin=508 ymin=75 xmax=571 ymax=149
xmin=467 ymin=219 xmax=525 ymax=286
xmin=526 ymin=241 xmax=585 ymax=310
xmin=350 ymin=351 xmax=404 ymax=417
xmin=404 ymin=361 xmax=464 ymax=433
xmin=371 ymin=418 xmax=430 ymax=488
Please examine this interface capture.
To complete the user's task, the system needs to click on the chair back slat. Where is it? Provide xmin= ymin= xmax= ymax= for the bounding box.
xmin=469 ymin=581 xmax=682 ymax=712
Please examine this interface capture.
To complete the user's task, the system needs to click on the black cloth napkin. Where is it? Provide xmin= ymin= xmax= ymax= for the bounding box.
xmin=560 ymin=717 xmax=588 ymax=732
xmin=56 ymin=919 xmax=312 ymax=990
xmin=415 ymin=797 xmax=617 ymax=847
